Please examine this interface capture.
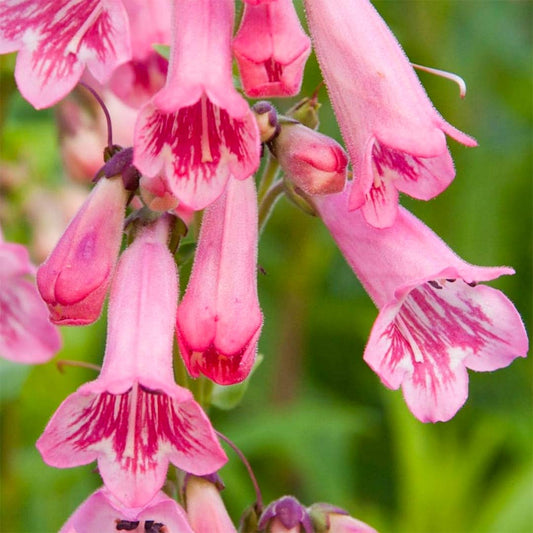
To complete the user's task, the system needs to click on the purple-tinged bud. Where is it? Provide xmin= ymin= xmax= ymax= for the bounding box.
xmin=258 ymin=496 xmax=313 ymax=533
xmin=308 ymin=503 xmax=378 ymax=533
xmin=252 ymin=101 xmax=280 ymax=143
xmin=271 ymin=121 xmax=348 ymax=196
xmin=37 ymin=176 xmax=128 ymax=325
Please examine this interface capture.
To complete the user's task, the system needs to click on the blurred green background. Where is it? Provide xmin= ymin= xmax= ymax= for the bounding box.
xmin=0 ymin=1 xmax=531 ymax=532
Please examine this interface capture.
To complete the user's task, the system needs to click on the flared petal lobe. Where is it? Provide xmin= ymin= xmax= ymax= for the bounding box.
xmin=314 ymin=186 xmax=528 ymax=422
xmin=134 ymin=0 xmax=260 ymax=210
xmin=60 ymin=487 xmax=193 ymax=533
xmin=303 ymin=0 xmax=476 ymax=227
xmin=37 ymin=176 xmax=128 ymax=326
xmin=0 ymin=237 xmax=61 ymax=363
xmin=0 ymin=0 xmax=131 ymax=109
xmin=176 ymin=178 xmax=262 ymax=385
xmin=37 ymin=218 xmax=226 ymax=507
xmin=233 ymin=0 xmax=311 ymax=97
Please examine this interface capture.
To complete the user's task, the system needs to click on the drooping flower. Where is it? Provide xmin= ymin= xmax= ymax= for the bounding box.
xmin=270 ymin=119 xmax=347 ymax=195
xmin=314 ymin=186 xmax=528 ymax=422
xmin=108 ymin=0 xmax=170 ymax=108
xmin=176 ymin=177 xmax=262 ymax=385
xmin=37 ymin=217 xmax=227 ymax=507
xmin=185 ymin=475 xmax=236 ymax=533
xmin=258 ymin=496 xmax=314 ymax=533
xmin=0 ymin=0 xmax=131 ymax=109
xmin=303 ymin=0 xmax=477 ymax=228
xmin=0 ymin=230 xmax=61 ymax=364
xmin=37 ymin=175 xmax=128 ymax=325
xmin=60 ymin=487 xmax=193 ymax=533
xmin=232 ymin=0 xmax=311 ymax=98
xmin=134 ymin=0 xmax=260 ymax=211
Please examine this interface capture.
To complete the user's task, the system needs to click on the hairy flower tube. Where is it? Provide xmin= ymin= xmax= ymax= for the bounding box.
xmin=303 ymin=0 xmax=477 ymax=228
xmin=37 ymin=176 xmax=128 ymax=325
xmin=176 ymin=177 xmax=262 ymax=385
xmin=314 ymin=186 xmax=528 ymax=422
xmin=134 ymin=0 xmax=260 ymax=210
xmin=60 ymin=487 xmax=193 ymax=533
xmin=0 ymin=230 xmax=61 ymax=363
xmin=232 ymin=0 xmax=311 ymax=98
xmin=270 ymin=119 xmax=348 ymax=195
xmin=0 ymin=0 xmax=131 ymax=109
xmin=37 ymin=217 xmax=226 ymax=507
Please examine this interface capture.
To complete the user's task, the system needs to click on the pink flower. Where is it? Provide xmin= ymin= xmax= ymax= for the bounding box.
xmin=37 ymin=217 xmax=227 ymax=507
xmin=232 ymin=0 xmax=311 ymax=98
xmin=271 ymin=120 xmax=347 ymax=195
xmin=314 ymin=186 xmax=528 ymax=422
xmin=176 ymin=177 xmax=262 ymax=385
xmin=60 ymin=487 xmax=193 ymax=533
xmin=134 ymin=0 xmax=260 ymax=211
xmin=303 ymin=0 xmax=477 ymax=228
xmin=308 ymin=503 xmax=378 ymax=533
xmin=258 ymin=496 xmax=313 ymax=533
xmin=37 ymin=176 xmax=128 ymax=325
xmin=0 ymin=0 xmax=131 ymax=109
xmin=0 ymin=231 xmax=61 ymax=364
xmin=108 ymin=0 xmax=170 ymax=108
xmin=185 ymin=475 xmax=236 ymax=533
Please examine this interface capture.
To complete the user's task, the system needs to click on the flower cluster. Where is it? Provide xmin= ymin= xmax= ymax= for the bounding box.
xmin=0 ymin=0 xmax=527 ymax=530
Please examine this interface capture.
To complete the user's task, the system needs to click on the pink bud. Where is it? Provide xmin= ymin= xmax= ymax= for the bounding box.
xmin=273 ymin=122 xmax=348 ymax=195
xmin=233 ymin=0 xmax=311 ymax=97
xmin=37 ymin=177 xmax=128 ymax=325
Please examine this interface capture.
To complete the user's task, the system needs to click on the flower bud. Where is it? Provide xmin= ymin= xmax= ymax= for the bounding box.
xmin=252 ymin=101 xmax=280 ymax=143
xmin=258 ymin=496 xmax=313 ymax=533
xmin=271 ymin=121 xmax=348 ymax=195
xmin=308 ymin=503 xmax=378 ymax=533
xmin=37 ymin=176 xmax=128 ymax=325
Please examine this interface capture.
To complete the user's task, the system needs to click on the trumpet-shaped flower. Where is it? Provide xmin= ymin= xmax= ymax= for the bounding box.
xmin=0 ymin=0 xmax=131 ymax=109
xmin=271 ymin=120 xmax=347 ymax=195
xmin=314 ymin=186 xmax=528 ymax=422
xmin=60 ymin=487 xmax=193 ymax=533
xmin=0 ymin=231 xmax=61 ymax=363
xmin=37 ymin=176 xmax=128 ymax=326
xmin=304 ymin=0 xmax=477 ymax=228
xmin=37 ymin=217 xmax=226 ymax=507
xmin=233 ymin=0 xmax=311 ymax=98
xmin=108 ymin=0 xmax=170 ymax=108
xmin=176 ymin=177 xmax=262 ymax=385
xmin=134 ymin=0 xmax=260 ymax=210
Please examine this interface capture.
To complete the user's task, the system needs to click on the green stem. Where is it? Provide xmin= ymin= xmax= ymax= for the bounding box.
xmin=258 ymin=181 xmax=285 ymax=234
xmin=257 ymin=152 xmax=280 ymax=202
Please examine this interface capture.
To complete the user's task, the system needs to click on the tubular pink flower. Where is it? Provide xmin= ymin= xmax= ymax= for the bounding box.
xmin=0 ymin=231 xmax=61 ymax=364
xmin=185 ymin=476 xmax=236 ymax=533
xmin=272 ymin=121 xmax=347 ymax=195
xmin=303 ymin=0 xmax=477 ymax=228
xmin=314 ymin=186 xmax=528 ymax=422
xmin=37 ymin=176 xmax=128 ymax=326
xmin=0 ymin=0 xmax=131 ymax=109
xmin=60 ymin=487 xmax=193 ymax=533
xmin=176 ymin=177 xmax=262 ymax=385
xmin=108 ymin=0 xmax=170 ymax=108
xmin=134 ymin=0 xmax=260 ymax=211
xmin=37 ymin=218 xmax=227 ymax=507
xmin=232 ymin=0 xmax=311 ymax=98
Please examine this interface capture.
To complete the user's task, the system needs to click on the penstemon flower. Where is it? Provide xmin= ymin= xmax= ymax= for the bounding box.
xmin=314 ymin=185 xmax=528 ymax=422
xmin=176 ymin=177 xmax=262 ymax=385
xmin=37 ymin=217 xmax=226 ymax=507
xmin=0 ymin=229 xmax=61 ymax=364
xmin=303 ymin=0 xmax=477 ymax=228
xmin=0 ymin=0 xmax=131 ymax=109
xmin=134 ymin=0 xmax=260 ymax=210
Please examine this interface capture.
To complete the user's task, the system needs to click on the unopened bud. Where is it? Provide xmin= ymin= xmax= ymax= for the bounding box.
xmin=308 ymin=503 xmax=378 ymax=533
xmin=271 ymin=121 xmax=348 ymax=196
xmin=258 ymin=496 xmax=313 ymax=533
xmin=37 ymin=177 xmax=128 ymax=325
xmin=252 ymin=101 xmax=280 ymax=143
